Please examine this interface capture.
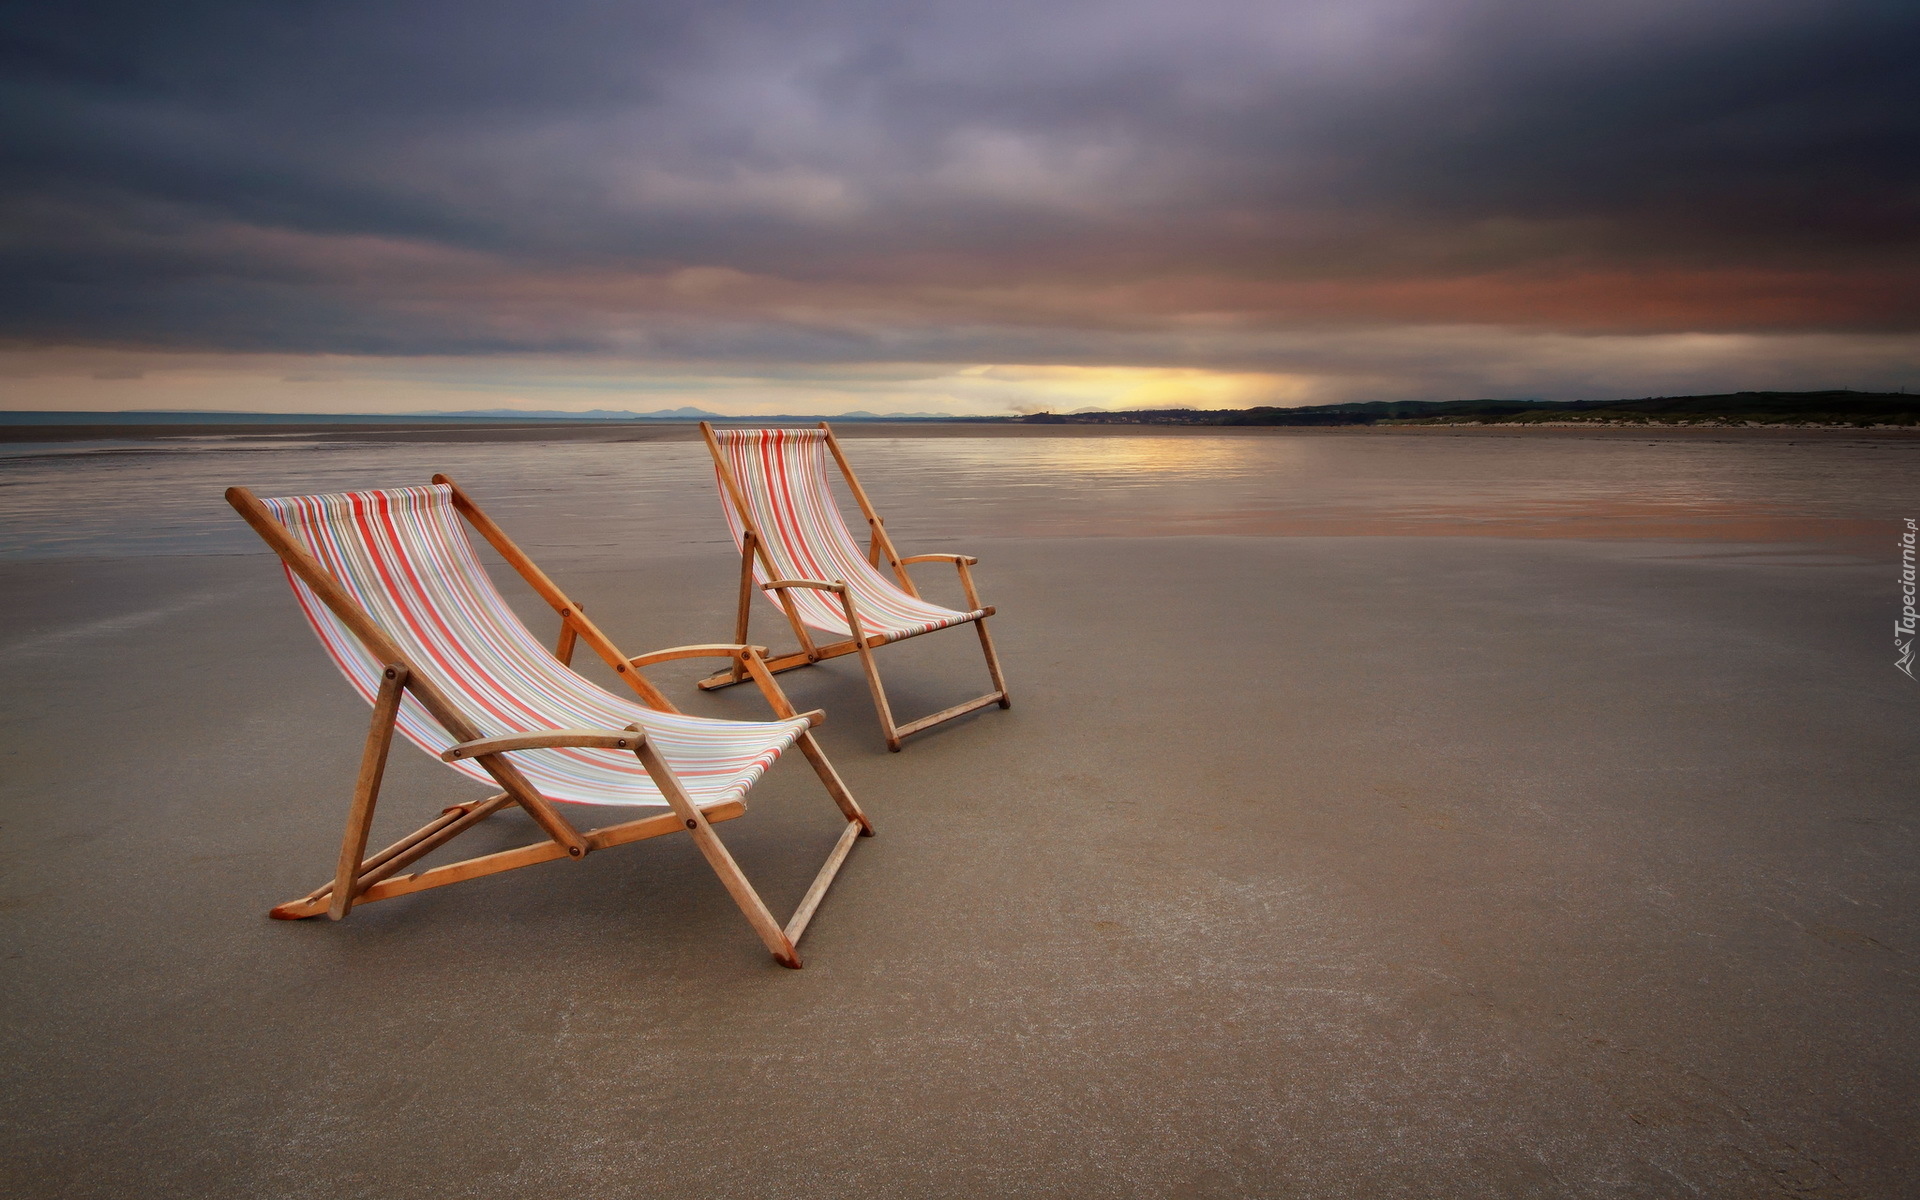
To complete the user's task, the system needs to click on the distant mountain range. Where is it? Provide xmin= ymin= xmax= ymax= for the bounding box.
xmin=0 ymin=407 xmax=961 ymax=425
xmin=427 ymin=407 xmax=962 ymax=420
xmin=423 ymin=406 xmax=728 ymax=419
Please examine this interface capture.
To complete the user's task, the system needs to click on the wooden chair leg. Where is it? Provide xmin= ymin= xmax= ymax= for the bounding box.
xmin=860 ymin=615 xmax=1010 ymax=746
xmin=836 ymin=592 xmax=902 ymax=750
xmin=629 ymin=732 xmax=802 ymax=967
xmin=329 ymin=665 xmax=408 ymax=919
xmin=850 ymin=637 xmax=901 ymax=751
xmin=728 ymin=537 xmax=756 ymax=685
xmin=783 ymin=589 xmax=822 ymax=663
xmin=795 ymin=730 xmax=875 ymax=834
xmin=974 ymin=616 xmax=1012 ymax=709
xmin=784 ymin=818 xmax=862 ymax=946
xmin=782 ymin=728 xmax=873 ymax=945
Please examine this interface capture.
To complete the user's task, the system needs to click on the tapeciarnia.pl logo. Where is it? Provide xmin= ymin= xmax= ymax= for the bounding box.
xmin=1900 ymin=518 xmax=1917 ymax=679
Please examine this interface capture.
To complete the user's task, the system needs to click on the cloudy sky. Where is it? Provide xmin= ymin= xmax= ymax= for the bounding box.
xmin=3 ymin=0 xmax=1916 ymax=414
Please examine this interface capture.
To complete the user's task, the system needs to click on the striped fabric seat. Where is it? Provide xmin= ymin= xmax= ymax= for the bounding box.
xmin=710 ymin=428 xmax=983 ymax=641
xmin=263 ymin=484 xmax=810 ymax=807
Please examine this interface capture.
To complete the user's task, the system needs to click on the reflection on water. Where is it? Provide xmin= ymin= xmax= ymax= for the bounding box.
xmin=945 ymin=435 xmax=1295 ymax=481
xmin=0 ymin=438 xmax=721 ymax=559
xmin=0 ymin=431 xmax=1913 ymax=559
xmin=854 ymin=434 xmax=1912 ymax=552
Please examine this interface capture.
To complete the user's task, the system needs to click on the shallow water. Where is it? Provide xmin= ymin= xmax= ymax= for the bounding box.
xmin=0 ymin=431 xmax=1912 ymax=559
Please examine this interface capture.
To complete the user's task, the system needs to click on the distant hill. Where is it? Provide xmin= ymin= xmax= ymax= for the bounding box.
xmin=1009 ymin=390 xmax=1920 ymax=427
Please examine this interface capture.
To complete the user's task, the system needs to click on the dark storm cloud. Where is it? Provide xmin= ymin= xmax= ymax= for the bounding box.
xmin=2 ymin=0 xmax=1916 ymax=360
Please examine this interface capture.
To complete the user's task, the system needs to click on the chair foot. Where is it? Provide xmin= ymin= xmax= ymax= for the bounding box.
xmin=998 ymin=694 xmax=1012 ymax=709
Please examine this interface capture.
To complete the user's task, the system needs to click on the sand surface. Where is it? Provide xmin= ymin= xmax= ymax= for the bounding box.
xmin=1 ymin=433 xmax=1917 ymax=1197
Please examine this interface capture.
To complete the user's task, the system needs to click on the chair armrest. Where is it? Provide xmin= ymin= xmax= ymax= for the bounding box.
xmin=627 ymin=643 xmax=771 ymax=668
xmin=895 ymin=552 xmax=986 ymax=610
xmin=763 ymin=578 xmax=846 ymax=593
xmin=631 ymin=640 xmax=827 ymax=727
xmin=899 ymin=553 xmax=978 ymax=566
xmin=443 ymin=728 xmax=644 ymax=761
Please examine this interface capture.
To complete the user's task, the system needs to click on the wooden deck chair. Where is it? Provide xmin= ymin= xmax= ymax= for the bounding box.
xmin=226 ymin=476 xmax=872 ymax=968
xmin=698 ymin=422 xmax=1010 ymax=751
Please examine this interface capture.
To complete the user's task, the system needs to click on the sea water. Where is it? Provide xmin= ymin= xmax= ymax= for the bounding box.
xmin=0 ymin=430 xmax=1912 ymax=560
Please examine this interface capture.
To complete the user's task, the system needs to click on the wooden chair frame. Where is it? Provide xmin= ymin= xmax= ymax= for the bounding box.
xmin=698 ymin=421 xmax=1010 ymax=751
xmin=226 ymin=474 xmax=873 ymax=968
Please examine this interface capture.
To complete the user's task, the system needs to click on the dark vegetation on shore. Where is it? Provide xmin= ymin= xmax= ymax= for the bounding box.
xmin=4 ymin=391 xmax=1916 ymax=440
xmin=1008 ymin=390 xmax=1920 ymax=427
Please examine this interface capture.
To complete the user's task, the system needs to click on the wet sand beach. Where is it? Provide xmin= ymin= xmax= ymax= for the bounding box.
xmin=2 ymin=426 xmax=1917 ymax=1197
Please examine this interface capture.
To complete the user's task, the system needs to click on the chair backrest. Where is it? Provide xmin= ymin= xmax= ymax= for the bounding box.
xmin=259 ymin=484 xmax=680 ymax=797
xmin=708 ymin=428 xmax=960 ymax=638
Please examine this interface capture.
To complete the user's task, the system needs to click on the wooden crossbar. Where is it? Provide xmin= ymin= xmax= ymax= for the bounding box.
xmin=893 ymin=691 xmax=1009 ymax=740
xmin=786 ymin=818 xmax=864 ymax=943
xmin=271 ymin=800 xmax=749 ymax=920
xmin=697 ymin=606 xmax=1001 ymax=688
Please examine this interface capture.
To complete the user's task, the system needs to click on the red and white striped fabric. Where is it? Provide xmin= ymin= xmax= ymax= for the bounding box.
xmin=711 ymin=428 xmax=982 ymax=641
xmin=262 ymin=484 xmax=810 ymax=807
